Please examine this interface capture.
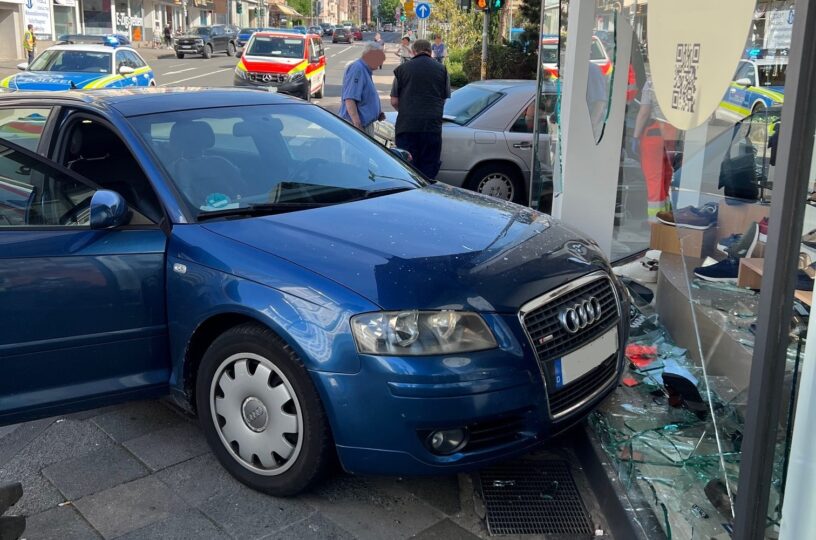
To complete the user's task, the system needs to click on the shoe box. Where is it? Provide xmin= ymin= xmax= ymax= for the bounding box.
xmin=649 ymin=221 xmax=718 ymax=258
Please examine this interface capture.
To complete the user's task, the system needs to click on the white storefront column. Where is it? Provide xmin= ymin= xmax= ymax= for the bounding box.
xmin=552 ymin=2 xmax=634 ymax=258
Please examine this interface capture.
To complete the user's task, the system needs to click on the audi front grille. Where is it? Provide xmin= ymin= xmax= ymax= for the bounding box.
xmin=519 ymin=272 xmax=621 ymax=419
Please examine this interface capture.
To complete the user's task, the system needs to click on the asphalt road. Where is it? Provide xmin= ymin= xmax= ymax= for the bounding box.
xmin=147 ymin=31 xmax=401 ymax=114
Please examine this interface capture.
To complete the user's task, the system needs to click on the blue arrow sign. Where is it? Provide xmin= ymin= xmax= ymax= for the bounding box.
xmin=415 ymin=2 xmax=431 ymax=19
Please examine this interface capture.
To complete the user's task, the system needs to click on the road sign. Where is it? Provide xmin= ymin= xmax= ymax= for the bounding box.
xmin=405 ymin=0 xmax=414 ymax=16
xmin=415 ymin=2 xmax=431 ymax=19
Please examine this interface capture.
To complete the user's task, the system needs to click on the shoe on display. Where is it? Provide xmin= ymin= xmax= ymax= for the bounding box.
xmin=796 ymin=269 xmax=814 ymax=291
xmin=693 ymin=258 xmax=740 ymax=282
xmin=717 ymin=233 xmax=743 ymax=254
xmin=726 ymin=222 xmax=759 ymax=259
xmin=758 ymin=217 xmax=769 ymax=242
xmin=629 ymin=304 xmax=663 ymax=341
xmin=802 ymin=228 xmax=816 ymax=249
xmin=658 ymin=203 xmax=718 ymax=230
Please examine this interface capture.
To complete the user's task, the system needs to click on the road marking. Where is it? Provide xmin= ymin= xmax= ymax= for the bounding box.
xmin=163 ymin=67 xmax=197 ymax=76
xmin=159 ymin=68 xmax=232 ymax=86
xmin=331 ymin=46 xmax=353 ymax=58
xmin=168 ymin=63 xmax=189 ymax=68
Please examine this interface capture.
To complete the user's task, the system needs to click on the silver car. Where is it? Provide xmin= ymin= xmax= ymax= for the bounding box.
xmin=379 ymin=80 xmax=555 ymax=203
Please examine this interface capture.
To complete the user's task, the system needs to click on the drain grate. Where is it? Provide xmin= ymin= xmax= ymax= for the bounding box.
xmin=478 ymin=459 xmax=594 ymax=535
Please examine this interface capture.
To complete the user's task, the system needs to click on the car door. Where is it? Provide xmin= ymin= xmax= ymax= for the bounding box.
xmin=122 ymin=50 xmax=153 ymax=87
xmin=0 ymin=108 xmax=170 ymax=425
xmin=724 ymin=60 xmax=756 ymax=119
xmin=308 ymin=37 xmax=325 ymax=92
xmin=213 ymin=26 xmax=226 ymax=51
xmin=505 ymin=97 xmax=552 ymax=175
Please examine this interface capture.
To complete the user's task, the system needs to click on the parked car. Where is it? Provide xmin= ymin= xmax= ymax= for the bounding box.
xmin=292 ymin=26 xmax=307 ymax=35
xmin=332 ymin=28 xmax=352 ymax=44
xmin=379 ymin=80 xmax=557 ymax=204
xmin=0 ymin=44 xmax=155 ymax=91
xmin=237 ymin=27 xmax=260 ymax=49
xmin=716 ymin=57 xmax=785 ymax=123
xmin=308 ymin=26 xmax=322 ymax=35
xmin=383 ymin=23 xmax=394 ymax=32
xmin=234 ymin=31 xmax=326 ymax=100
xmin=322 ymin=24 xmax=334 ymax=36
xmin=0 ymin=87 xmax=626 ymax=496
xmin=174 ymin=25 xmax=238 ymax=59
xmin=351 ymin=27 xmax=363 ymax=41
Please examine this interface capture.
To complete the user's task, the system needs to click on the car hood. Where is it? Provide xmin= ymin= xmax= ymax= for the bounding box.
xmin=239 ymin=55 xmax=306 ymax=73
xmin=1 ymin=71 xmax=113 ymax=91
xmin=177 ymin=33 xmax=209 ymax=39
xmin=201 ymin=184 xmax=610 ymax=312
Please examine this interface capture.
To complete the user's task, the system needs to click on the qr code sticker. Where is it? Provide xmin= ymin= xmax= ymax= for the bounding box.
xmin=672 ymin=43 xmax=700 ymax=113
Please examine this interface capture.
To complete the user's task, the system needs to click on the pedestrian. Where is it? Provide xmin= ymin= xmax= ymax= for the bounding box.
xmin=390 ymin=39 xmax=451 ymax=179
xmin=431 ymin=34 xmax=446 ymax=64
xmin=22 ymin=24 xmax=36 ymax=64
xmin=373 ymin=32 xmax=384 ymax=48
xmin=395 ymin=36 xmax=412 ymax=65
xmin=163 ymin=23 xmax=172 ymax=48
xmin=632 ymin=79 xmax=674 ymax=222
xmin=153 ymin=22 xmax=162 ymax=48
xmin=339 ymin=43 xmax=387 ymax=137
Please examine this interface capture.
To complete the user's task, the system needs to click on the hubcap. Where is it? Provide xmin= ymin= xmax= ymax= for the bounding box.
xmin=210 ymin=353 xmax=303 ymax=476
xmin=477 ymin=173 xmax=514 ymax=201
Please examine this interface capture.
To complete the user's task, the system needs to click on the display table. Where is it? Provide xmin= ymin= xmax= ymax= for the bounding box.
xmin=738 ymin=257 xmax=813 ymax=306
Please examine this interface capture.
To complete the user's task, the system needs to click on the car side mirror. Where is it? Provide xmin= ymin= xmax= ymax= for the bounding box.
xmin=16 ymin=62 xmax=28 ymax=71
xmin=119 ymin=65 xmax=135 ymax=75
xmin=389 ymin=147 xmax=413 ymax=162
xmin=735 ymin=77 xmax=752 ymax=87
xmin=90 ymin=190 xmax=130 ymax=229
xmin=310 ymin=56 xmax=320 ymax=63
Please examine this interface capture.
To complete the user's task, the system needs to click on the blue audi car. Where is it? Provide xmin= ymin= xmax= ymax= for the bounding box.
xmin=0 ymin=88 xmax=627 ymax=495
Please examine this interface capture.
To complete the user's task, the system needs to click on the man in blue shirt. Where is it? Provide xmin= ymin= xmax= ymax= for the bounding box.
xmin=340 ymin=44 xmax=386 ymax=136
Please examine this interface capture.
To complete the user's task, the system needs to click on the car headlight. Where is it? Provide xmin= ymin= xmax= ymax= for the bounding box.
xmin=195 ymin=39 xmax=204 ymax=44
xmin=288 ymin=71 xmax=305 ymax=82
xmin=350 ymin=310 xmax=497 ymax=355
xmin=234 ymin=67 xmax=247 ymax=79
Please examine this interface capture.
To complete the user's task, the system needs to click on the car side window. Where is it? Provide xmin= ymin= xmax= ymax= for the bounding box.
xmin=510 ymin=101 xmax=548 ymax=134
xmin=735 ymin=61 xmax=756 ymax=84
xmin=0 ymin=108 xmax=51 ymax=152
xmin=0 ymin=140 xmax=96 ymax=227
xmin=125 ymin=51 xmax=146 ymax=68
xmin=212 ymin=27 xmax=222 ymax=37
xmin=115 ymin=51 xmax=128 ymax=71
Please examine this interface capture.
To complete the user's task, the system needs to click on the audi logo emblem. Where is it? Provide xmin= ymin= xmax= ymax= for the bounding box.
xmin=558 ymin=296 xmax=603 ymax=334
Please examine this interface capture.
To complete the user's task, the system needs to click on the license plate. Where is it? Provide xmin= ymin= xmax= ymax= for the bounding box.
xmin=264 ymin=86 xmax=278 ymax=93
xmin=552 ymin=328 xmax=617 ymax=389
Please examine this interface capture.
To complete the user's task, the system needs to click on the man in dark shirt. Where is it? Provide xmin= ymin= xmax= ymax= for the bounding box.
xmin=390 ymin=39 xmax=451 ymax=179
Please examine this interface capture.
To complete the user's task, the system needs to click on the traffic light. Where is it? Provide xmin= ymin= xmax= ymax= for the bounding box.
xmin=236 ymin=2 xmax=242 ymax=13
xmin=492 ymin=0 xmax=504 ymax=9
xmin=475 ymin=0 xmax=488 ymax=10
xmin=475 ymin=0 xmax=504 ymax=11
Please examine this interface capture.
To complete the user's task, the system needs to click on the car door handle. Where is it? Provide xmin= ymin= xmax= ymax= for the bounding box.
xmin=513 ymin=142 xmax=533 ymax=149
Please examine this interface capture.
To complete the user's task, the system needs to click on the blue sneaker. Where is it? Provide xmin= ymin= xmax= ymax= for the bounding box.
xmin=717 ymin=233 xmax=742 ymax=254
xmin=693 ymin=258 xmax=740 ymax=282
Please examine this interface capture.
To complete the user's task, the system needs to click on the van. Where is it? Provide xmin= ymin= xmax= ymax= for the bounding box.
xmin=233 ymin=31 xmax=326 ymax=101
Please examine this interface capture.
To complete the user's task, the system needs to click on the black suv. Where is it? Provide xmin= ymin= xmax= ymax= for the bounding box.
xmin=175 ymin=25 xmax=238 ymax=59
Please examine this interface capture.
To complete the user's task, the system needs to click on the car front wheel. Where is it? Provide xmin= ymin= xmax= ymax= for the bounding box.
xmin=176 ymin=51 xmax=184 ymax=59
xmin=466 ymin=162 xmax=525 ymax=203
xmin=196 ymin=323 xmax=332 ymax=496
xmin=227 ymin=42 xmax=236 ymax=56
xmin=202 ymin=44 xmax=212 ymax=59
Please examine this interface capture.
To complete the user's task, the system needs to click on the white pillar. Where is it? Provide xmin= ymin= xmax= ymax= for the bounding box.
xmin=553 ymin=4 xmax=633 ymax=258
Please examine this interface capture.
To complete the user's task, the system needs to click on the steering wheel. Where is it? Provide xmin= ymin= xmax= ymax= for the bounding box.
xmin=59 ymin=195 xmax=93 ymax=225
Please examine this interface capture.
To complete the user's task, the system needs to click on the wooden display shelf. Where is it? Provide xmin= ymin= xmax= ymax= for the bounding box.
xmin=737 ymin=258 xmax=813 ymax=306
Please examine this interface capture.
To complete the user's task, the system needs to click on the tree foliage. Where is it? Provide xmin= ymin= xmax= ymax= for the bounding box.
xmin=427 ymin=0 xmax=484 ymax=51
xmin=378 ymin=0 xmax=401 ymax=23
xmin=287 ymin=0 xmax=312 ymax=21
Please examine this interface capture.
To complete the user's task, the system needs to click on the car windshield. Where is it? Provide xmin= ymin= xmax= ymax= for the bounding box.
xmin=541 ymin=44 xmax=558 ymax=63
xmin=246 ymin=36 xmax=304 ymax=58
xmin=590 ymin=39 xmax=607 ymax=61
xmin=129 ymin=105 xmax=425 ymax=219
xmin=194 ymin=27 xmax=211 ymax=35
xmin=28 ymin=50 xmax=111 ymax=73
xmin=443 ymin=86 xmax=504 ymax=125
xmin=758 ymin=64 xmax=786 ymax=86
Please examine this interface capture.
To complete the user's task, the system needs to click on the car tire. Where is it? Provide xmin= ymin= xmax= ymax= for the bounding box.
xmin=227 ymin=42 xmax=236 ymax=56
xmin=466 ymin=162 xmax=525 ymax=204
xmin=196 ymin=323 xmax=333 ymax=496
xmin=176 ymin=52 xmax=184 ymax=59
xmin=203 ymin=44 xmax=212 ymax=59
xmin=314 ymin=82 xmax=323 ymax=99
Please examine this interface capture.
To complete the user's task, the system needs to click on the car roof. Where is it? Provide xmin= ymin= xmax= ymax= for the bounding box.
xmin=41 ymin=44 xmax=118 ymax=53
xmin=253 ymin=31 xmax=306 ymax=39
xmin=465 ymin=79 xmax=536 ymax=92
xmin=0 ymin=87 xmax=302 ymax=117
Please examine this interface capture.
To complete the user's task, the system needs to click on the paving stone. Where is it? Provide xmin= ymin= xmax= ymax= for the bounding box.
xmin=123 ymin=423 xmax=209 ymax=472
xmin=155 ymin=454 xmax=243 ymax=507
xmin=0 ymin=419 xmax=52 ymax=467
xmin=0 ymin=468 xmax=64 ymax=517
xmin=390 ymin=476 xmax=461 ymax=516
xmin=199 ymin=485 xmax=314 ymax=540
xmin=117 ymin=509 xmax=227 ymax=540
xmin=21 ymin=504 xmax=101 ymax=540
xmin=0 ymin=425 xmax=18 ymax=440
xmin=266 ymin=514 xmax=355 ymax=540
xmin=411 ymin=518 xmax=482 ymax=539
xmin=92 ymin=401 xmax=184 ymax=443
xmin=1 ymin=418 xmax=111 ymax=470
xmin=73 ymin=476 xmax=189 ymax=539
xmin=302 ymin=474 xmax=444 ymax=540
xmin=42 ymin=445 xmax=149 ymax=500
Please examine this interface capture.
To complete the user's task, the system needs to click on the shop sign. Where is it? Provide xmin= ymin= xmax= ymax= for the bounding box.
xmin=764 ymin=7 xmax=795 ymax=50
xmin=647 ymin=0 xmax=756 ymax=130
xmin=116 ymin=13 xmax=145 ymax=28
xmin=24 ymin=0 xmax=53 ymax=39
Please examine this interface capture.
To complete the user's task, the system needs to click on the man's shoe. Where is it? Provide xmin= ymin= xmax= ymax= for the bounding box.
xmin=796 ymin=270 xmax=814 ymax=291
xmin=629 ymin=305 xmax=663 ymax=341
xmin=656 ymin=209 xmax=675 ymax=226
xmin=717 ymin=233 xmax=742 ymax=254
xmin=658 ymin=203 xmax=718 ymax=229
xmin=726 ymin=222 xmax=759 ymax=259
xmin=0 ymin=516 xmax=25 ymax=540
xmin=0 ymin=484 xmax=21 ymax=517
xmin=759 ymin=217 xmax=769 ymax=242
xmin=693 ymin=258 xmax=740 ymax=282
xmin=802 ymin=228 xmax=816 ymax=249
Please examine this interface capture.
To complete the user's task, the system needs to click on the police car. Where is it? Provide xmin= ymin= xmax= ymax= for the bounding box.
xmin=717 ymin=57 xmax=786 ymax=122
xmin=0 ymin=41 xmax=155 ymax=92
